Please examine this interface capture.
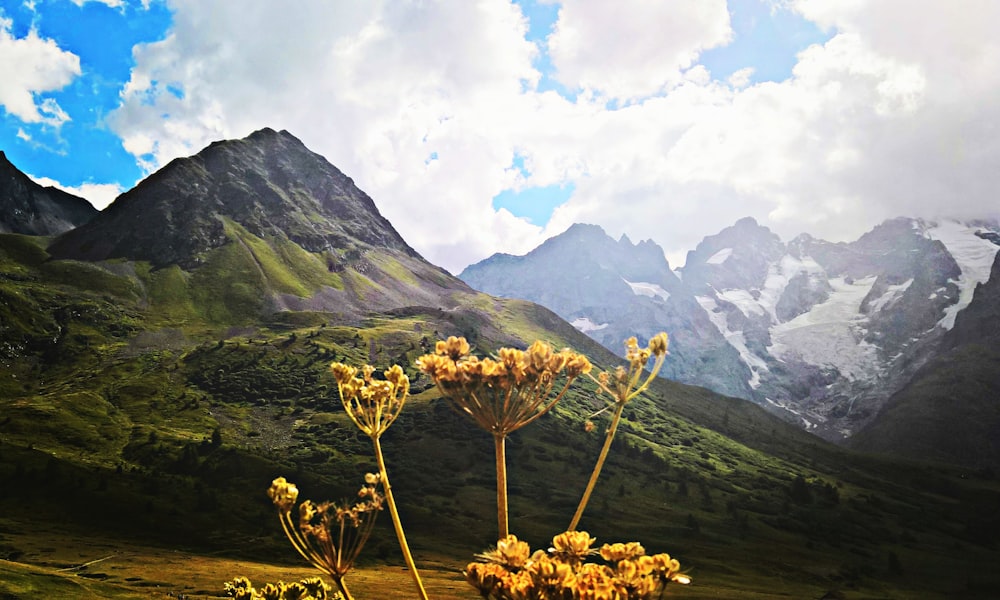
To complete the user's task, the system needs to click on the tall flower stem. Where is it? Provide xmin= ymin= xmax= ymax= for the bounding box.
xmin=568 ymin=399 xmax=626 ymax=531
xmin=567 ymin=333 xmax=669 ymax=532
xmin=373 ymin=435 xmax=428 ymax=600
xmin=335 ymin=578 xmax=352 ymax=600
xmin=494 ymin=433 xmax=509 ymax=539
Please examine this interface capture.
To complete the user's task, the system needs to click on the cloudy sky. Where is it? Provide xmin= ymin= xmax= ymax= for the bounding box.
xmin=2 ymin=0 xmax=999 ymax=273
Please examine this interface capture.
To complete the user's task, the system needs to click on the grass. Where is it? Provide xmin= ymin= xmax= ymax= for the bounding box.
xmin=3 ymin=231 xmax=1000 ymax=598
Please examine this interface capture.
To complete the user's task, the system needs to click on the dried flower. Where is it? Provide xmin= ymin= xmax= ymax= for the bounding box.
xmin=551 ymin=530 xmax=598 ymax=565
xmin=267 ymin=477 xmax=299 ymax=512
xmin=464 ymin=531 xmax=689 ymax=600
xmin=329 ymin=360 xmax=428 ymax=600
xmin=330 ymin=361 xmax=409 ymax=438
xmin=569 ymin=333 xmax=671 ymax=531
xmin=417 ymin=337 xmax=591 ymax=538
xmin=600 ymin=542 xmax=646 ymax=563
xmin=268 ymin=476 xmax=384 ymax=600
xmin=224 ymin=576 xmax=333 ymax=600
xmin=477 ymin=534 xmax=533 ymax=570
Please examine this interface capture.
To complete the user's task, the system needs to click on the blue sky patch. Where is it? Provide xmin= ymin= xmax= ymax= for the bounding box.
xmin=0 ymin=0 xmax=172 ymax=191
xmin=493 ymin=182 xmax=575 ymax=226
xmin=699 ymin=0 xmax=831 ymax=85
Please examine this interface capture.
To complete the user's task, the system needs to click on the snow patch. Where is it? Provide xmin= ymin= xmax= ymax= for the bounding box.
xmin=696 ymin=295 xmax=769 ymax=388
xmin=624 ymin=279 xmax=670 ymax=302
xmin=717 ymin=253 xmax=826 ymax=323
xmin=867 ymin=279 xmax=913 ymax=313
xmin=925 ymin=220 xmax=1000 ymax=329
xmin=571 ymin=317 xmax=609 ymax=333
xmin=706 ymin=247 xmax=733 ymax=265
xmin=717 ymin=289 xmax=764 ymax=317
xmin=768 ymin=276 xmax=879 ymax=381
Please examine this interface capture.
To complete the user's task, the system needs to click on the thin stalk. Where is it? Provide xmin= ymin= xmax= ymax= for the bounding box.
xmin=373 ymin=436 xmax=428 ymax=600
xmin=567 ymin=399 xmax=627 ymax=531
xmin=494 ymin=432 xmax=509 ymax=539
xmin=334 ymin=577 xmax=353 ymax=600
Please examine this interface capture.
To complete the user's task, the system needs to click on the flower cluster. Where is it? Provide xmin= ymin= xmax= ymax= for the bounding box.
xmin=330 ymin=363 xmax=409 ymax=438
xmin=416 ymin=336 xmax=592 ymax=436
xmin=416 ymin=336 xmax=592 ymax=539
xmin=266 ymin=475 xmax=384 ymax=598
xmin=594 ymin=333 xmax=669 ymax=405
xmin=466 ymin=532 xmax=690 ymax=600
xmin=224 ymin=576 xmax=334 ymax=600
xmin=568 ymin=333 xmax=669 ymax=532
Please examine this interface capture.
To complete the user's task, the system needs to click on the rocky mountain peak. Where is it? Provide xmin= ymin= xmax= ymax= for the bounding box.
xmin=48 ymin=128 xmax=416 ymax=268
xmin=0 ymin=151 xmax=97 ymax=236
xmin=680 ymin=216 xmax=785 ymax=291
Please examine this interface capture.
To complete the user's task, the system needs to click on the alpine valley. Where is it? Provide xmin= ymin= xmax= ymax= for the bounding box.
xmin=461 ymin=216 xmax=1000 ymax=463
xmin=2 ymin=129 xmax=999 ymax=599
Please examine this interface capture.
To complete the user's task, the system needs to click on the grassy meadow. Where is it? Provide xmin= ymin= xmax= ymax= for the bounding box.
xmin=2 ymin=231 xmax=1000 ymax=599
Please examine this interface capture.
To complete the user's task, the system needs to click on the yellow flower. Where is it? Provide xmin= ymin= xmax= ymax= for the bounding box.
xmin=551 ymin=530 xmax=597 ymax=564
xmin=471 ymin=535 xmax=534 ymax=574
xmin=331 ymin=362 xmax=409 ymax=438
xmin=573 ymin=562 xmax=617 ymax=600
xmin=436 ymin=335 xmax=471 ymax=360
xmin=465 ymin=562 xmax=507 ymax=597
xmin=649 ymin=552 xmax=691 ymax=586
xmin=329 ymin=362 xmax=357 ymax=385
xmin=565 ymin=353 xmax=593 ymax=378
xmin=267 ymin=477 xmax=299 ymax=512
xmin=648 ymin=332 xmax=669 ymax=357
xmin=526 ymin=553 xmax=575 ymax=587
xmin=599 ymin=541 xmax=645 ymax=563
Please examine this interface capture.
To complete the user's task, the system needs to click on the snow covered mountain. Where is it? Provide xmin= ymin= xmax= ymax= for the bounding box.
xmin=461 ymin=217 xmax=1000 ymax=441
xmin=459 ymin=223 xmax=752 ymax=398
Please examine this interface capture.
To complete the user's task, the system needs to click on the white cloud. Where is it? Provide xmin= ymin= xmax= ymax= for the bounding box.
xmin=30 ymin=175 xmax=123 ymax=210
xmin=546 ymin=0 xmax=732 ymax=100
xmin=108 ymin=1 xmax=1000 ymax=274
xmin=0 ymin=18 xmax=79 ymax=125
xmin=68 ymin=0 xmax=126 ymax=8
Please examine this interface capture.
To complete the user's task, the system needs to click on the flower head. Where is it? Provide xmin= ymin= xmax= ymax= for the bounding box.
xmin=477 ymin=534 xmax=532 ymax=570
xmin=269 ymin=475 xmax=384 ymax=582
xmin=330 ymin=361 xmax=409 ymax=438
xmin=267 ymin=477 xmax=299 ymax=513
xmin=550 ymin=530 xmax=597 ymax=565
xmin=416 ymin=337 xmax=590 ymax=436
xmin=600 ymin=542 xmax=645 ymax=563
xmin=463 ymin=531 xmax=689 ymax=600
xmin=466 ymin=562 xmax=510 ymax=597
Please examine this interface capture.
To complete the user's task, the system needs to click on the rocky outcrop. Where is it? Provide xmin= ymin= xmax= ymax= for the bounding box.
xmin=0 ymin=151 xmax=97 ymax=236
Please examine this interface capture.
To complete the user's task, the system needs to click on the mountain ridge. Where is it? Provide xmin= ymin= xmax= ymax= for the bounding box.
xmin=48 ymin=128 xmax=418 ymax=268
xmin=0 ymin=150 xmax=98 ymax=236
xmin=461 ymin=215 xmax=1000 ymax=462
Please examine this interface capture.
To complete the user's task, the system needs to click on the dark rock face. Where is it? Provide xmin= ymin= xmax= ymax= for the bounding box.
xmin=49 ymin=128 xmax=417 ymax=268
xmin=946 ymin=250 xmax=1000 ymax=349
xmin=0 ymin=151 xmax=97 ymax=236
xmin=678 ymin=216 xmax=786 ymax=292
xmin=849 ymin=250 xmax=1000 ymax=469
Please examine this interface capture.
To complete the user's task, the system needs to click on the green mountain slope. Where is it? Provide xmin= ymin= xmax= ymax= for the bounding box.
xmin=1 ymin=134 xmax=999 ymax=599
xmin=850 ymin=253 xmax=1000 ymax=470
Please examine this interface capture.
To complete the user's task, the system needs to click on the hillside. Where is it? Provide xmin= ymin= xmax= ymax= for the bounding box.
xmin=1 ymin=133 xmax=999 ymax=599
xmin=849 ymin=252 xmax=1000 ymax=469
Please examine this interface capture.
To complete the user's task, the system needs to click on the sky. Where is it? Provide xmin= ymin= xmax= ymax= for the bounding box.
xmin=2 ymin=0 xmax=999 ymax=274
